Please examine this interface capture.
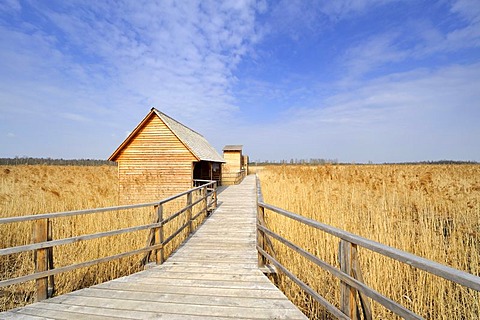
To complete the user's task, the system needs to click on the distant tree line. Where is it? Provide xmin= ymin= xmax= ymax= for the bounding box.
xmin=250 ymin=159 xmax=478 ymax=166
xmin=386 ymin=160 xmax=479 ymax=165
xmin=251 ymin=158 xmax=339 ymax=165
xmin=0 ymin=157 xmax=117 ymax=166
xmin=1 ymin=157 xmax=476 ymax=167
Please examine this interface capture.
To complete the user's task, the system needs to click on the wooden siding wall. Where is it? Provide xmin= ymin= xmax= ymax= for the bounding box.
xmin=223 ymin=151 xmax=242 ymax=173
xmin=222 ymin=151 xmax=243 ymax=185
xmin=116 ymin=116 xmax=196 ymax=204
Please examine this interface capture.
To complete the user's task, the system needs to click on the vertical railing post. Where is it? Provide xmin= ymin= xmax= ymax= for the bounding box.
xmin=213 ymin=181 xmax=218 ymax=209
xmin=187 ymin=192 xmax=193 ymax=234
xmin=352 ymin=244 xmax=372 ymax=320
xmin=47 ymin=219 xmax=54 ymax=298
xmin=339 ymin=240 xmax=358 ymax=319
xmin=256 ymin=176 xmax=267 ymax=268
xmin=257 ymin=205 xmax=266 ymax=268
xmin=155 ymin=204 xmax=164 ymax=264
xmin=34 ymin=218 xmax=49 ymax=301
xmin=202 ymin=186 xmax=208 ymax=218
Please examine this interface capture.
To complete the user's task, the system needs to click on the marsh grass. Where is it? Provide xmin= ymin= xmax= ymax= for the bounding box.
xmin=257 ymin=164 xmax=480 ymax=319
xmin=0 ymin=165 xmax=208 ymax=311
xmin=2 ymin=164 xmax=478 ymax=317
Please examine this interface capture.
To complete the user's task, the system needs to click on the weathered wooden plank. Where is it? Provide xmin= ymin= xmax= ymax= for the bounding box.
xmin=175 ymin=252 xmax=258 ymax=258
xmin=3 ymin=305 xmax=130 ymax=319
xmin=46 ymin=303 xmax=247 ymax=320
xmin=53 ymin=287 xmax=300 ymax=310
xmin=138 ymin=264 xmax=261 ymax=274
xmin=97 ymin=280 xmax=288 ymax=299
xmin=121 ymin=276 xmax=276 ymax=290
xmin=130 ymin=270 xmax=269 ymax=282
xmin=178 ymin=242 xmax=255 ymax=248
xmin=41 ymin=295 xmax=305 ymax=319
xmin=0 ymin=311 xmax=49 ymax=320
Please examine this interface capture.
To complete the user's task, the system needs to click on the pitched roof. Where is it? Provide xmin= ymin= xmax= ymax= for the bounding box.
xmin=223 ymin=145 xmax=243 ymax=151
xmin=109 ymin=108 xmax=225 ymax=163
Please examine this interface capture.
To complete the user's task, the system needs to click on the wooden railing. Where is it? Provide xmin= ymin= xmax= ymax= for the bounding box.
xmin=0 ymin=180 xmax=217 ymax=303
xmin=222 ymin=169 xmax=246 ymax=185
xmin=256 ymin=183 xmax=480 ymax=319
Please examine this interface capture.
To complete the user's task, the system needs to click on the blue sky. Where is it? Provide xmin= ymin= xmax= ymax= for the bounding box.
xmin=1 ymin=0 xmax=479 ymax=163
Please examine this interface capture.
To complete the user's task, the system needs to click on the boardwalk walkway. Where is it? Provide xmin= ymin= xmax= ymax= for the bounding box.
xmin=2 ymin=175 xmax=306 ymax=319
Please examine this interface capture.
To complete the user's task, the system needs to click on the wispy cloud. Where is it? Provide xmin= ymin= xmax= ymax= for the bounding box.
xmin=238 ymin=63 xmax=480 ymax=162
xmin=339 ymin=0 xmax=480 ymax=79
xmin=451 ymin=0 xmax=480 ymax=23
xmin=59 ymin=112 xmax=90 ymax=122
xmin=342 ymin=32 xmax=408 ymax=78
xmin=0 ymin=1 xmax=263 ymax=157
xmin=0 ymin=0 xmax=20 ymax=12
xmin=319 ymin=0 xmax=396 ymax=20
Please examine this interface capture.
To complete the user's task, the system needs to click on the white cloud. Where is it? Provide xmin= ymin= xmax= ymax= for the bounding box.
xmin=0 ymin=0 xmax=21 ymax=12
xmin=238 ymin=63 xmax=480 ymax=162
xmin=451 ymin=0 xmax=480 ymax=23
xmin=297 ymin=63 xmax=480 ymax=129
xmin=341 ymin=32 xmax=408 ymax=78
xmin=60 ymin=113 xmax=90 ymax=122
xmin=338 ymin=2 xmax=480 ymax=79
xmin=0 ymin=1 xmax=263 ymax=157
xmin=2 ymin=1 xmax=260 ymax=116
xmin=319 ymin=0 xmax=395 ymax=20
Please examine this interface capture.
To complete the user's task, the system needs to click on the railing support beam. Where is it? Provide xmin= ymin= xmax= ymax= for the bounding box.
xmin=257 ymin=206 xmax=266 ymax=268
xmin=202 ymin=187 xmax=207 ymax=217
xmin=155 ymin=204 xmax=164 ymax=264
xmin=339 ymin=240 xmax=358 ymax=319
xmin=187 ymin=192 xmax=193 ymax=234
xmin=34 ymin=218 xmax=49 ymax=301
xmin=213 ymin=181 xmax=218 ymax=209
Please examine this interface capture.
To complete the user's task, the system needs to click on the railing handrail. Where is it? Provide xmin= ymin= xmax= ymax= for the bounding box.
xmin=256 ymin=196 xmax=480 ymax=319
xmin=0 ymin=181 xmax=216 ymax=225
xmin=259 ymin=202 xmax=480 ymax=292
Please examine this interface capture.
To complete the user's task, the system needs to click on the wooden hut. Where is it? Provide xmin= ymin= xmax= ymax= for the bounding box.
xmin=109 ymin=108 xmax=224 ymax=204
xmin=222 ymin=145 xmax=246 ymax=185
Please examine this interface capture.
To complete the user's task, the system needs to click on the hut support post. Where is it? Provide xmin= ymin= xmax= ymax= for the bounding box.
xmin=155 ymin=204 xmax=164 ymax=264
xmin=34 ymin=218 xmax=49 ymax=301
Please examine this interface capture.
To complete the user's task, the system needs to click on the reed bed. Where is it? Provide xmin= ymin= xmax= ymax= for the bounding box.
xmin=0 ymin=165 xmax=207 ymax=311
xmin=256 ymin=164 xmax=480 ymax=319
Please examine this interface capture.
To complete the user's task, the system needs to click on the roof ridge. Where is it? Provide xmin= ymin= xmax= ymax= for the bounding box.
xmin=109 ymin=108 xmax=225 ymax=163
xmin=151 ymin=107 xmax=203 ymax=137
xmin=151 ymin=107 xmax=225 ymax=163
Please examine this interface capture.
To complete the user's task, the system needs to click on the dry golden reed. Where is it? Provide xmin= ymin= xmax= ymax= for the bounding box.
xmin=0 ymin=165 xmax=206 ymax=311
xmin=256 ymin=164 xmax=480 ymax=319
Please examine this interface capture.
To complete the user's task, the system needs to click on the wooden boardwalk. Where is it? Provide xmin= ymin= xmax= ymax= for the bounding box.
xmin=2 ymin=175 xmax=306 ymax=319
